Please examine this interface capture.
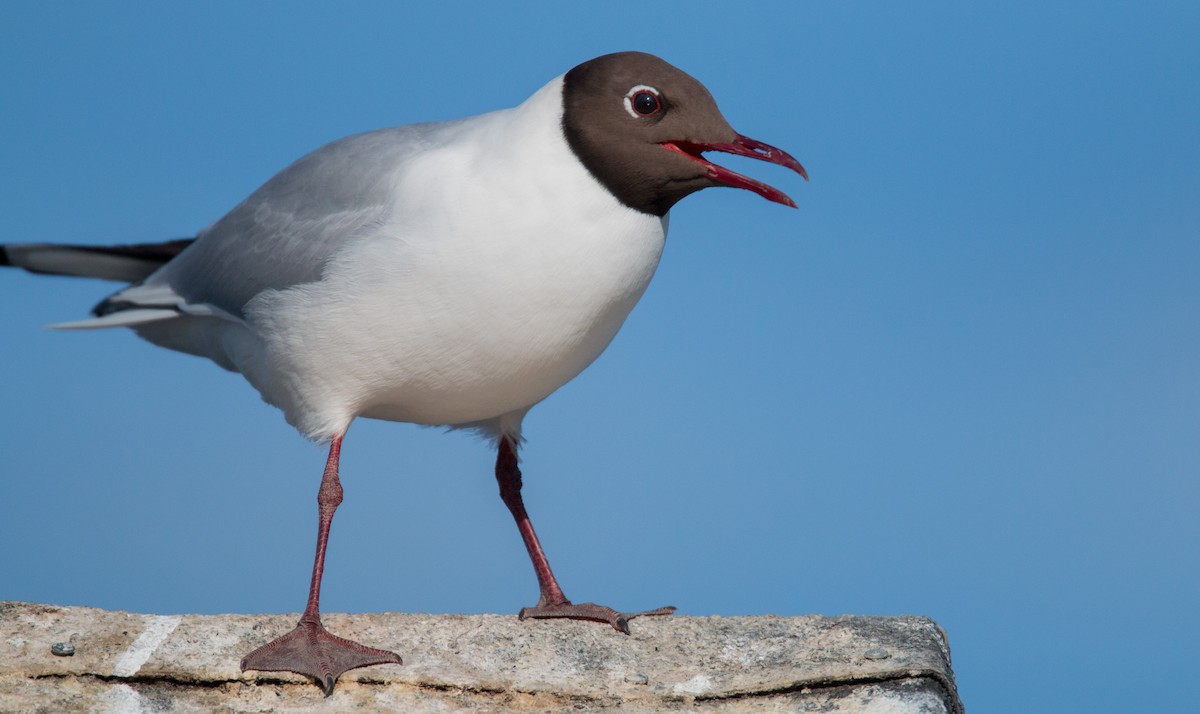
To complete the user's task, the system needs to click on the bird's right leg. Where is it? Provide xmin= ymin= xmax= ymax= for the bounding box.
xmin=241 ymin=434 xmax=402 ymax=696
xmin=494 ymin=436 xmax=675 ymax=634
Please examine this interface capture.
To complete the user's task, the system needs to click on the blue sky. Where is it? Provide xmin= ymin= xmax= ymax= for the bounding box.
xmin=1 ymin=2 xmax=1196 ymax=711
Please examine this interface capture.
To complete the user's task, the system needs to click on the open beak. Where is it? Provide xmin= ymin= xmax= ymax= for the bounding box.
xmin=661 ymin=134 xmax=808 ymax=208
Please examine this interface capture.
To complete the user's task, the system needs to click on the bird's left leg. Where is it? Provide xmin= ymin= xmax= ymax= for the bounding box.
xmin=241 ymin=435 xmax=402 ymax=695
xmin=494 ymin=436 xmax=675 ymax=634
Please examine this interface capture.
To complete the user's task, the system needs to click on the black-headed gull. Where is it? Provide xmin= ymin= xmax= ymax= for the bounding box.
xmin=2 ymin=51 xmax=806 ymax=695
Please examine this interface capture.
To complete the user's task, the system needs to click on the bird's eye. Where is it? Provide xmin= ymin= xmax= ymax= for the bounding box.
xmin=623 ymin=85 xmax=663 ymax=118
xmin=632 ymin=91 xmax=660 ymax=115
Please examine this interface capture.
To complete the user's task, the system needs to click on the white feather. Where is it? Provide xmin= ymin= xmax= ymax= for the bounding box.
xmin=50 ymin=309 xmax=180 ymax=330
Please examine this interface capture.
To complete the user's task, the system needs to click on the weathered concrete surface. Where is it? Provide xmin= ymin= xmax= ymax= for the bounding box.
xmin=0 ymin=602 xmax=962 ymax=713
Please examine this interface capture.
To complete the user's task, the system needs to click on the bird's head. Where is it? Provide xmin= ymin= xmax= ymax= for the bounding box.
xmin=562 ymin=51 xmax=807 ymax=216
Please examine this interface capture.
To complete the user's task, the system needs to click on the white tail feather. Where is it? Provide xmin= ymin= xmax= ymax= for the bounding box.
xmin=50 ymin=309 xmax=181 ymax=330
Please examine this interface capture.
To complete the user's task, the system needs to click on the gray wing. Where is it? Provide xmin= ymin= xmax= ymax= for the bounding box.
xmin=119 ymin=122 xmax=445 ymax=319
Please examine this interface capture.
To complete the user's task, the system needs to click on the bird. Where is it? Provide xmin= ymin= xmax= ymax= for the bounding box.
xmin=1 ymin=51 xmax=806 ymax=695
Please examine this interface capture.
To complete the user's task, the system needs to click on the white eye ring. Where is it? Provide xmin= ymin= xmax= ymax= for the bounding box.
xmin=623 ymin=84 xmax=661 ymax=118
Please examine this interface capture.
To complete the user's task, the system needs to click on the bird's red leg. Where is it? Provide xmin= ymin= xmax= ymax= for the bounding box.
xmin=494 ymin=437 xmax=674 ymax=634
xmin=241 ymin=435 xmax=402 ymax=696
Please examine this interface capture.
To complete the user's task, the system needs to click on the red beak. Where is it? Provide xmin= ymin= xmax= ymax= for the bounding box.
xmin=661 ymin=134 xmax=808 ymax=208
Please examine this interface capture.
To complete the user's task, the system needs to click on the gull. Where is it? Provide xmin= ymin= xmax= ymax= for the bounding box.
xmin=1 ymin=51 xmax=806 ymax=695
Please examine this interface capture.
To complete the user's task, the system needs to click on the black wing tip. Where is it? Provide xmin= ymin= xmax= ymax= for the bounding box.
xmin=0 ymin=238 xmax=195 ymax=281
xmin=75 ymin=238 xmax=196 ymax=263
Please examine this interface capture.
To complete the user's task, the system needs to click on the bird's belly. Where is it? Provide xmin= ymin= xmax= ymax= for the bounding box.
xmin=357 ymin=301 xmax=630 ymax=426
xmin=358 ymin=245 xmax=664 ymax=425
xmin=247 ymin=211 xmax=667 ymax=438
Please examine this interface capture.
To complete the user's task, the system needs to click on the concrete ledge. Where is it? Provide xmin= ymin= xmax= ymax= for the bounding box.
xmin=0 ymin=601 xmax=962 ymax=713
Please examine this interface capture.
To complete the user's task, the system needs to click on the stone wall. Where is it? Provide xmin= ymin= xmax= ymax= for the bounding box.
xmin=0 ymin=602 xmax=962 ymax=713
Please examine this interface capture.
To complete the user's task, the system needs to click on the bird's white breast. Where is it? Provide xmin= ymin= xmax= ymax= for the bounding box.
xmin=237 ymin=78 xmax=668 ymax=440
